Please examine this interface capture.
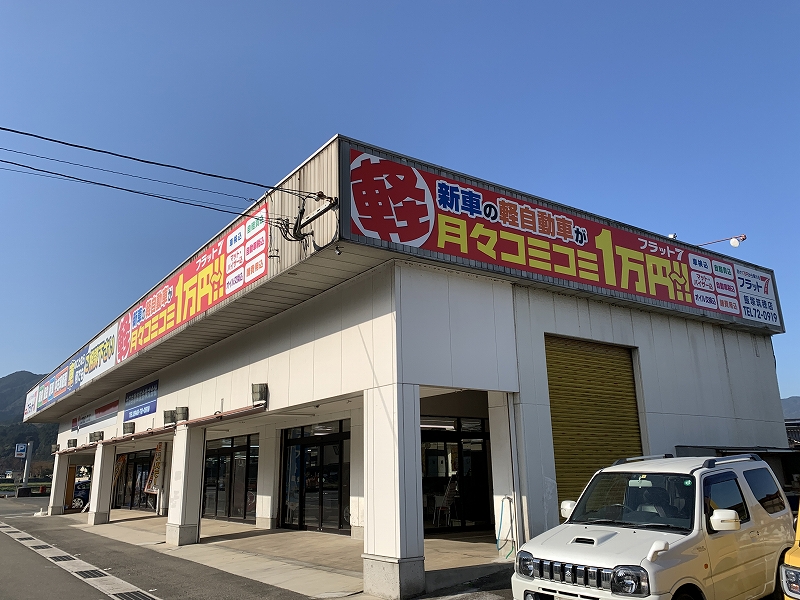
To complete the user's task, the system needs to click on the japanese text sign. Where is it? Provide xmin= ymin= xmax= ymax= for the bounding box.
xmin=118 ymin=204 xmax=268 ymax=362
xmin=124 ymin=380 xmax=159 ymax=422
xmin=349 ymin=151 xmax=781 ymax=329
xmin=72 ymin=400 xmax=119 ymax=431
xmin=25 ymin=203 xmax=270 ymax=421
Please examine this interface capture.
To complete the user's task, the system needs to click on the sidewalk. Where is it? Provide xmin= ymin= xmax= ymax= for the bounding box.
xmin=58 ymin=510 xmax=512 ymax=598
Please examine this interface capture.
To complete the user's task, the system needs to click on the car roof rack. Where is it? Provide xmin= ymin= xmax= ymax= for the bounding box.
xmin=701 ymin=454 xmax=762 ymax=469
xmin=612 ymin=454 xmax=674 ymax=466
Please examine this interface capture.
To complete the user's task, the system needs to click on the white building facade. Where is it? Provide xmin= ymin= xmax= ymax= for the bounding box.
xmin=26 ymin=136 xmax=786 ymax=599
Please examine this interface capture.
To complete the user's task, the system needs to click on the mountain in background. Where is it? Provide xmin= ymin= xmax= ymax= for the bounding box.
xmin=0 ymin=370 xmax=44 ymax=424
xmin=0 ymin=371 xmax=57 ymax=474
xmin=782 ymin=397 xmax=800 ymax=420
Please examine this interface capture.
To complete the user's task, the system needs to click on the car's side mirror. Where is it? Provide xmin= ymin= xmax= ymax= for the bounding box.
xmin=709 ymin=509 xmax=741 ymax=531
xmin=561 ymin=500 xmax=576 ymax=519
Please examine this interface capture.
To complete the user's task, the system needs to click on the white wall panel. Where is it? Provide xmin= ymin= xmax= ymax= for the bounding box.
xmin=397 ymin=265 xmax=452 ymax=387
xmin=493 ymin=283 xmax=519 ymax=391
xmin=341 ymin=275 xmax=377 ymax=393
xmin=396 ymin=263 xmax=519 ymax=392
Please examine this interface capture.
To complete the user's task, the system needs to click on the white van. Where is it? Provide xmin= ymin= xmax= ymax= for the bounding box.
xmin=511 ymin=454 xmax=793 ymax=600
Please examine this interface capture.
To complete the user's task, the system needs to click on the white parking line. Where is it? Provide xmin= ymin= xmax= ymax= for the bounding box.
xmin=0 ymin=521 xmax=164 ymax=600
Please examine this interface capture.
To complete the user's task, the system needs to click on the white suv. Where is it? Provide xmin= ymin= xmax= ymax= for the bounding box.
xmin=511 ymin=454 xmax=793 ymax=600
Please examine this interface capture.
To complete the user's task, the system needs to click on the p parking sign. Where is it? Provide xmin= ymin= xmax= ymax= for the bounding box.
xmin=14 ymin=443 xmax=27 ymax=458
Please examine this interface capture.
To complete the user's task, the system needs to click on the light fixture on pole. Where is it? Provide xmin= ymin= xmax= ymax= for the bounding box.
xmin=697 ymin=234 xmax=747 ymax=248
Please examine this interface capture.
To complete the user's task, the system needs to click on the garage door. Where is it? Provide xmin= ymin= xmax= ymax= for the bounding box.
xmin=544 ymin=335 xmax=643 ymax=507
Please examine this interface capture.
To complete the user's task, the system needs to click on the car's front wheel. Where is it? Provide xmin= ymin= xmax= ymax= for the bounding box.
xmin=71 ymin=497 xmax=84 ymax=509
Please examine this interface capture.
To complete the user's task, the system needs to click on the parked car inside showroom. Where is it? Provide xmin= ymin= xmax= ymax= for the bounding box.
xmin=71 ymin=480 xmax=91 ymax=509
xmin=512 ymin=454 xmax=793 ymax=600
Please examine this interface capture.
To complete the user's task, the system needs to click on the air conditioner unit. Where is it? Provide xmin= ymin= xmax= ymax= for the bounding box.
xmin=123 ymin=422 xmax=135 ymax=435
xmin=89 ymin=431 xmax=104 ymax=443
xmin=251 ymin=383 xmax=268 ymax=406
xmin=175 ymin=406 xmax=189 ymax=422
xmin=164 ymin=410 xmax=177 ymax=425
xmin=67 ymin=439 xmax=77 ymax=448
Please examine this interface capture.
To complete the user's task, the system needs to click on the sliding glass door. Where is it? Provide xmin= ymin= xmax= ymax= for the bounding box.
xmin=280 ymin=420 xmax=350 ymax=533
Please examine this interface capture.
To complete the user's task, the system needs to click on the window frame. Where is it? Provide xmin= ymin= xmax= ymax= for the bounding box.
xmin=702 ymin=470 xmax=751 ymax=533
xmin=742 ymin=467 xmax=786 ymax=516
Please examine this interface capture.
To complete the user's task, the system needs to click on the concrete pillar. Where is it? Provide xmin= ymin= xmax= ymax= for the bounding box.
xmin=48 ymin=452 xmax=69 ymax=516
xmin=88 ymin=443 xmax=116 ymax=525
xmin=166 ymin=424 xmax=205 ymax=546
xmin=350 ymin=403 xmax=365 ymax=540
xmin=488 ymin=392 xmax=519 ymax=559
xmin=363 ymin=384 xmax=425 ymax=600
xmin=256 ymin=425 xmax=279 ymax=529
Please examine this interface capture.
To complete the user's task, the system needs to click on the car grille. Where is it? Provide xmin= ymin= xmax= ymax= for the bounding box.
xmin=527 ymin=558 xmax=613 ymax=590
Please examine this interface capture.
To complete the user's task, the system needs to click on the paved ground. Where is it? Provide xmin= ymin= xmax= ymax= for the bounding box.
xmin=0 ymin=525 xmax=110 ymax=600
xmin=0 ymin=496 xmax=514 ymax=600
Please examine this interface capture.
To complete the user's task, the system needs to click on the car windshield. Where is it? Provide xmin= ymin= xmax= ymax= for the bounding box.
xmin=568 ymin=472 xmax=695 ymax=533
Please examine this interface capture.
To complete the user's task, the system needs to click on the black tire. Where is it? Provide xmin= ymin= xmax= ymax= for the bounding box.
xmin=71 ymin=497 xmax=84 ymax=509
xmin=672 ymin=594 xmax=694 ymax=600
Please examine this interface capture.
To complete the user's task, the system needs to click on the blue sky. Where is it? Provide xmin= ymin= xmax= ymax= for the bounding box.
xmin=0 ymin=2 xmax=797 ymax=396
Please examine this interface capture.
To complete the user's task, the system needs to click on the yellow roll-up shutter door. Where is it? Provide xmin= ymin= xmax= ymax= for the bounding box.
xmin=544 ymin=335 xmax=643 ymax=507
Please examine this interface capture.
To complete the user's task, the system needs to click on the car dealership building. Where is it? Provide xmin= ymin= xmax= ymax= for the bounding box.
xmin=26 ymin=135 xmax=786 ymax=598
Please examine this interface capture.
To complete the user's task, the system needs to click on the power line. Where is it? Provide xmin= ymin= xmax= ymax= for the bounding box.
xmin=0 ymin=157 xmax=258 ymax=216
xmin=0 ymin=146 xmax=252 ymax=203
xmin=0 ymin=125 xmax=320 ymax=199
xmin=0 ymin=165 xmax=74 ymax=182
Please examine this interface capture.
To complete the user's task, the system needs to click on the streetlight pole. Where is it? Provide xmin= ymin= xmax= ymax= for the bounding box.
xmin=698 ymin=234 xmax=747 ymax=248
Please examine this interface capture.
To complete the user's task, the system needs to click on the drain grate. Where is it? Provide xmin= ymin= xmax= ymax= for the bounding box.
xmin=16 ymin=536 xmax=35 ymax=540
xmin=76 ymin=569 xmax=108 ymax=579
xmin=114 ymin=592 xmax=157 ymax=600
xmin=51 ymin=555 xmax=76 ymax=562
xmin=30 ymin=544 xmax=51 ymax=549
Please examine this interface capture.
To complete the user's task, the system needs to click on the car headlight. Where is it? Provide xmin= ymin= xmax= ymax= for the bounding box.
xmin=611 ymin=566 xmax=650 ymax=596
xmin=516 ymin=551 xmax=535 ymax=578
xmin=782 ymin=564 xmax=800 ymax=598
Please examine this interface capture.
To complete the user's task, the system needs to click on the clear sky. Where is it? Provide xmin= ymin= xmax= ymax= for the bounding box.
xmin=0 ymin=3 xmax=797 ymax=396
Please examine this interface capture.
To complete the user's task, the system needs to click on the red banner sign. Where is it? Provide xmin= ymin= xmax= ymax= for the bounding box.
xmin=117 ymin=205 xmax=269 ymax=361
xmin=350 ymin=150 xmax=749 ymax=320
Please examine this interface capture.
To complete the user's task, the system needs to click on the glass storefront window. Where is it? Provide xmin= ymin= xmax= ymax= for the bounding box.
xmin=461 ymin=418 xmax=484 ymax=432
xmin=233 ymin=436 xmax=248 ymax=448
xmin=287 ymin=427 xmax=303 ymax=439
xmin=231 ymin=450 xmax=248 ymax=518
xmin=207 ymin=438 xmax=223 ymax=450
xmin=307 ymin=421 xmax=340 ymax=436
xmin=420 ymin=417 xmax=457 ymax=431
xmin=247 ymin=436 xmax=259 ymax=519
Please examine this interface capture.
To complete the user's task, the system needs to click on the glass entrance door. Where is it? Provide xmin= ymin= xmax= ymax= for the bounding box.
xmin=113 ymin=450 xmax=156 ymax=511
xmin=202 ymin=434 xmax=259 ymax=522
xmin=280 ymin=420 xmax=350 ymax=533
